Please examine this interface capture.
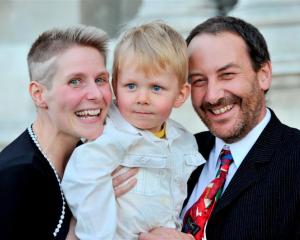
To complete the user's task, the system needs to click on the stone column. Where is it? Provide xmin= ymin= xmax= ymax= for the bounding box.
xmin=229 ymin=0 xmax=300 ymax=129
xmin=127 ymin=0 xmax=218 ymax=37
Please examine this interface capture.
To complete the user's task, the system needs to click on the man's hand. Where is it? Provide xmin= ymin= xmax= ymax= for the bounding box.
xmin=139 ymin=227 xmax=195 ymax=240
xmin=65 ymin=217 xmax=79 ymax=240
xmin=112 ymin=166 xmax=138 ymax=197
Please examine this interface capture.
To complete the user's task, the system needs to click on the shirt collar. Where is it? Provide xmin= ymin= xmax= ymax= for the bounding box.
xmin=213 ymin=108 xmax=271 ymax=169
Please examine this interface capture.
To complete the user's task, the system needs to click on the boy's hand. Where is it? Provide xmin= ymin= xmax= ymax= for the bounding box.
xmin=139 ymin=227 xmax=195 ymax=240
xmin=112 ymin=166 xmax=138 ymax=197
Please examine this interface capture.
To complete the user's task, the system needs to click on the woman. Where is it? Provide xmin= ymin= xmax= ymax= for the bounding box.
xmin=0 ymin=25 xmax=136 ymax=240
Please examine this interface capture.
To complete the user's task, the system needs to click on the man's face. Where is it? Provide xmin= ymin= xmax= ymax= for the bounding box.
xmin=188 ymin=32 xmax=271 ymax=143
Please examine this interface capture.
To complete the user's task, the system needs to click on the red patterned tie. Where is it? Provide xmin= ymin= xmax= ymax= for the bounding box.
xmin=182 ymin=145 xmax=233 ymax=240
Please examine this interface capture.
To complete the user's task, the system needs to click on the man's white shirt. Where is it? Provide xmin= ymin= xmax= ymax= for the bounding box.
xmin=181 ymin=108 xmax=271 ymax=220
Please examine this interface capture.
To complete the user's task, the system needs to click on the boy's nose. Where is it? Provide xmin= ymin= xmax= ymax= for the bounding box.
xmin=136 ymin=89 xmax=150 ymax=104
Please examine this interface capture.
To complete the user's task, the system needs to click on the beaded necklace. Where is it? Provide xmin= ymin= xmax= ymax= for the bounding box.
xmin=27 ymin=125 xmax=65 ymax=237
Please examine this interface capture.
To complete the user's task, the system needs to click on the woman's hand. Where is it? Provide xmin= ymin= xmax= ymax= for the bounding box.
xmin=112 ymin=166 xmax=138 ymax=198
xmin=139 ymin=227 xmax=195 ymax=240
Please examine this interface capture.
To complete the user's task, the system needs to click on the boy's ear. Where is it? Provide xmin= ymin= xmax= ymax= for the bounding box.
xmin=174 ymin=83 xmax=191 ymax=108
xmin=29 ymin=81 xmax=48 ymax=109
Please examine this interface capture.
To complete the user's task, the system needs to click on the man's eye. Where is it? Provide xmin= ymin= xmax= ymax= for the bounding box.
xmin=222 ymin=73 xmax=235 ymax=80
xmin=191 ymin=79 xmax=206 ymax=87
xmin=69 ymin=79 xmax=80 ymax=86
xmin=126 ymin=83 xmax=136 ymax=90
xmin=152 ymin=85 xmax=162 ymax=92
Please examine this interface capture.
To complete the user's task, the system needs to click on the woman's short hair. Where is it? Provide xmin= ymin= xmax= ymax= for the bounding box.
xmin=27 ymin=25 xmax=108 ymax=88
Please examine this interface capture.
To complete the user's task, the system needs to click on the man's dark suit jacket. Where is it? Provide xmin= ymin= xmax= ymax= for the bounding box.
xmin=183 ymin=110 xmax=300 ymax=240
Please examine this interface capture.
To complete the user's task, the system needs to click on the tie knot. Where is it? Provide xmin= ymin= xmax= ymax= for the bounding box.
xmin=220 ymin=145 xmax=233 ymax=168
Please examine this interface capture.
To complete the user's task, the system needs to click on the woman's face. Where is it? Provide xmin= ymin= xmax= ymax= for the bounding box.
xmin=43 ymin=46 xmax=112 ymax=141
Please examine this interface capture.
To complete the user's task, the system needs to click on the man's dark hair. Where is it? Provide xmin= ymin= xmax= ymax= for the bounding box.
xmin=186 ymin=16 xmax=270 ymax=72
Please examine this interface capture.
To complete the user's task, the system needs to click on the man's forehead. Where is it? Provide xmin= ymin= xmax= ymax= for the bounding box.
xmin=188 ymin=32 xmax=246 ymax=52
xmin=187 ymin=32 xmax=249 ymax=67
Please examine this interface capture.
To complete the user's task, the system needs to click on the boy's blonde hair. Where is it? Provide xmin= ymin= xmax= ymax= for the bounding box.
xmin=27 ymin=25 xmax=108 ymax=89
xmin=112 ymin=21 xmax=188 ymax=94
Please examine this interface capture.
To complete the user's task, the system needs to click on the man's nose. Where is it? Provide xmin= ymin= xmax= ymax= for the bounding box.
xmin=204 ymin=79 xmax=224 ymax=104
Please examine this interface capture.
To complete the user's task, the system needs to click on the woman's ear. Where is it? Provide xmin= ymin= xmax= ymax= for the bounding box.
xmin=174 ymin=83 xmax=191 ymax=108
xmin=29 ymin=81 xmax=48 ymax=109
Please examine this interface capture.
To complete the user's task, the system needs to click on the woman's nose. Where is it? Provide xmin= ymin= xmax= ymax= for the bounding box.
xmin=86 ymin=82 xmax=103 ymax=101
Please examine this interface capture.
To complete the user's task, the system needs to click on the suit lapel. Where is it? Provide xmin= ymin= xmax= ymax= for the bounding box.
xmin=212 ymin=110 xmax=284 ymax=215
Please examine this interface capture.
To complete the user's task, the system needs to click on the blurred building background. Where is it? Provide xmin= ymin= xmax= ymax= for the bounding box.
xmin=0 ymin=0 xmax=300 ymax=150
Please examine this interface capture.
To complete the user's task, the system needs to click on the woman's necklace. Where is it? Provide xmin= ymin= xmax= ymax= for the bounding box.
xmin=27 ymin=125 xmax=66 ymax=237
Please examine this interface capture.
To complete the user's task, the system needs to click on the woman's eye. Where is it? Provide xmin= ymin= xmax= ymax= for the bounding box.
xmin=95 ymin=77 xmax=107 ymax=85
xmin=126 ymin=83 xmax=136 ymax=90
xmin=69 ymin=79 xmax=81 ymax=87
xmin=152 ymin=85 xmax=162 ymax=92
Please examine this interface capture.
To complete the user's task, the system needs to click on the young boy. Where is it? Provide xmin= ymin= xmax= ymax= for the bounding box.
xmin=62 ymin=21 xmax=205 ymax=239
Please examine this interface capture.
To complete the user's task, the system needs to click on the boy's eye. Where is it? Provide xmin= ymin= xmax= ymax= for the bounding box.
xmin=69 ymin=79 xmax=81 ymax=87
xmin=152 ymin=85 xmax=162 ymax=92
xmin=126 ymin=83 xmax=136 ymax=90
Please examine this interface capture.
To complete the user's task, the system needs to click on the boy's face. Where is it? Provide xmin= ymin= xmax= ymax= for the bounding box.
xmin=115 ymin=56 xmax=189 ymax=133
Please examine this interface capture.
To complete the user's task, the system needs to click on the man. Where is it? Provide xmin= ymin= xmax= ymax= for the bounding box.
xmin=140 ymin=16 xmax=300 ymax=240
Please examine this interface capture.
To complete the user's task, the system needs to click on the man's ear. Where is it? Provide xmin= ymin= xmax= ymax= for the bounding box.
xmin=174 ymin=83 xmax=191 ymax=108
xmin=258 ymin=61 xmax=272 ymax=92
xmin=29 ymin=81 xmax=48 ymax=108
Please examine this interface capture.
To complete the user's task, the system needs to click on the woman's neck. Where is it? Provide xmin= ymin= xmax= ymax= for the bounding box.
xmin=32 ymin=120 xmax=79 ymax=178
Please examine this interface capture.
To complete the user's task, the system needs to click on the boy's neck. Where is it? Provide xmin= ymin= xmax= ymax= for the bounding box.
xmin=153 ymin=123 xmax=166 ymax=138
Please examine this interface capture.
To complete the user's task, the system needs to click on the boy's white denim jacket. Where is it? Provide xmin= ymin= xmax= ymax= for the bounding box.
xmin=62 ymin=103 xmax=206 ymax=240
